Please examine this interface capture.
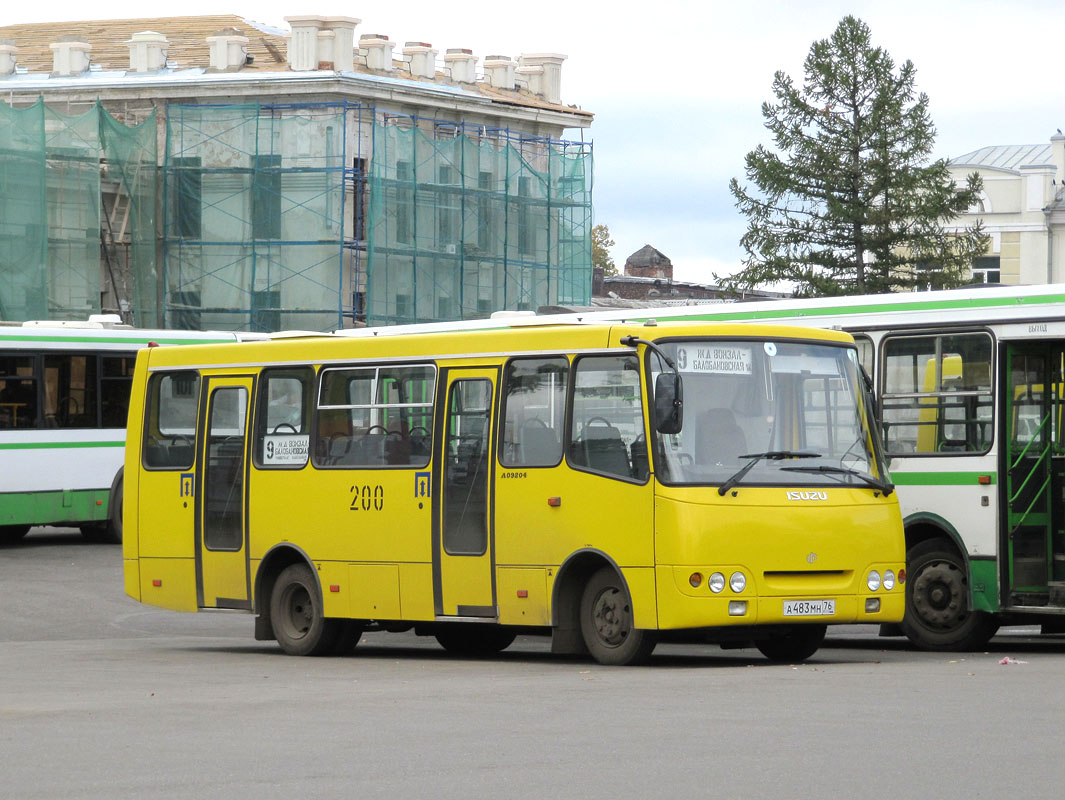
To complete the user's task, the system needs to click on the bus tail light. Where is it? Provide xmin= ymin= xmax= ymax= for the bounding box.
xmin=152 ymin=579 xmax=162 ymax=587
xmin=898 ymin=569 xmax=906 ymax=584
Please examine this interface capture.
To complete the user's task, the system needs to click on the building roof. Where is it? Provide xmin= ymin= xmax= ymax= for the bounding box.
xmin=0 ymin=15 xmax=288 ymax=73
xmin=950 ymin=144 xmax=1053 ymax=173
xmin=0 ymin=14 xmax=591 ymax=118
xmin=624 ymin=244 xmax=671 ymax=267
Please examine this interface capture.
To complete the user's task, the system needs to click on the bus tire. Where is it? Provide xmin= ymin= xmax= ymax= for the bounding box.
xmin=756 ymin=625 xmax=826 ymax=662
xmin=0 ymin=525 xmax=31 ymax=544
xmin=270 ymin=563 xmax=340 ymax=656
xmin=579 ymin=566 xmax=657 ymax=666
xmin=101 ymin=471 xmax=123 ymax=544
xmin=435 ymin=625 xmax=516 ymax=655
xmin=901 ymin=538 xmax=999 ymax=651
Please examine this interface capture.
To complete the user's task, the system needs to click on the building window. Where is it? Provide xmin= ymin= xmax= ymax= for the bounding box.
xmin=172 ymin=157 xmax=202 ymax=240
xmin=252 ymin=154 xmax=282 ymax=240
xmin=971 ymin=256 xmax=1000 ymax=284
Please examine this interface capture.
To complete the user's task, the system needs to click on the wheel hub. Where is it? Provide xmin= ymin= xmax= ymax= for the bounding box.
xmin=592 ymin=588 xmax=629 ymax=647
xmin=912 ymin=561 xmax=966 ymax=627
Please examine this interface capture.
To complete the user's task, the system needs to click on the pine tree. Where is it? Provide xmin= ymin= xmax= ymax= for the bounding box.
xmin=724 ymin=16 xmax=987 ymax=296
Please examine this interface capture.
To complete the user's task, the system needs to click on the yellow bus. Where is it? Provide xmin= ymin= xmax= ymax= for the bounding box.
xmin=122 ymin=319 xmax=904 ymax=665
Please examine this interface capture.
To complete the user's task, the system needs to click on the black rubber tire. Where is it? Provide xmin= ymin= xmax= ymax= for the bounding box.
xmin=579 ymin=566 xmax=657 ymax=666
xmin=269 ymin=563 xmax=341 ymax=656
xmin=900 ymin=538 xmax=999 ymax=651
xmin=0 ymin=525 xmax=31 ymax=544
xmin=434 ymin=625 xmax=516 ymax=655
xmin=331 ymin=620 xmax=366 ymax=655
xmin=103 ymin=472 xmax=123 ymax=544
xmin=756 ymin=625 xmax=827 ymax=662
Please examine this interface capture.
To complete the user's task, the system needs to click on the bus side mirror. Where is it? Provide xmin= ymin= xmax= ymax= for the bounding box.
xmin=654 ymin=373 xmax=683 ymax=434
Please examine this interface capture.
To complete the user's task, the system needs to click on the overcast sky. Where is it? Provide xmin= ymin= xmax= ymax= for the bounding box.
xmin=8 ymin=0 xmax=1065 ymax=282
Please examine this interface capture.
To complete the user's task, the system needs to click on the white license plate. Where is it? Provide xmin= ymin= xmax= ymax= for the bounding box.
xmin=783 ymin=599 xmax=836 ymax=617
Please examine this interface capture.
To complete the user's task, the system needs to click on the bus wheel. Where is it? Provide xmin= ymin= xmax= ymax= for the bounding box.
xmin=0 ymin=525 xmax=30 ymax=544
xmin=435 ymin=625 xmax=516 ymax=655
xmin=756 ymin=625 xmax=826 ymax=662
xmin=579 ymin=567 xmax=657 ymax=666
xmin=270 ymin=563 xmax=340 ymax=656
xmin=901 ymin=538 xmax=999 ymax=651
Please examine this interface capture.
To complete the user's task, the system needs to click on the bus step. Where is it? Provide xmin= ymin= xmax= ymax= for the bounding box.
xmin=1049 ymin=582 xmax=1065 ymax=607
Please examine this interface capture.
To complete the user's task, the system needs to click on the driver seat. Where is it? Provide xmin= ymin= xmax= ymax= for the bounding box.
xmin=699 ymin=408 xmax=747 ymax=465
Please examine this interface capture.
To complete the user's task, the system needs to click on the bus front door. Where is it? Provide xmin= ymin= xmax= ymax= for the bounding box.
xmin=434 ymin=368 xmax=498 ymax=617
xmin=196 ymin=376 xmax=253 ymax=610
xmin=1004 ymin=344 xmax=1065 ymax=606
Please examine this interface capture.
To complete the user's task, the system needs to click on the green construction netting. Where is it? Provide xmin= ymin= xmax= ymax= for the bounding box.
xmin=0 ymin=99 xmax=156 ymax=324
xmin=367 ymin=121 xmax=593 ymax=326
xmin=163 ymin=104 xmax=347 ymax=332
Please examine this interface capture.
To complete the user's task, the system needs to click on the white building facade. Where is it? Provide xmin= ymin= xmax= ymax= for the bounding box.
xmin=947 ymin=133 xmax=1065 ymax=286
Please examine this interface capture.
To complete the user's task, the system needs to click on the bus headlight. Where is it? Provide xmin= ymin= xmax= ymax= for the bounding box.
xmin=883 ymin=570 xmax=895 ymax=591
xmin=729 ymin=571 xmax=746 ymax=593
xmin=708 ymin=572 xmax=726 ymax=593
xmin=867 ymin=570 xmax=881 ymax=591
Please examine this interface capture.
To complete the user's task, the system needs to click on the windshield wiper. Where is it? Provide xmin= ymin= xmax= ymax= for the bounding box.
xmin=718 ymin=450 xmax=821 ymax=496
xmin=780 ymin=464 xmax=894 ymax=496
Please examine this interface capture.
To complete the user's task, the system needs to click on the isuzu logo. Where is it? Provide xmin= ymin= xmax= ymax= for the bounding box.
xmin=787 ymin=490 xmax=828 ymax=501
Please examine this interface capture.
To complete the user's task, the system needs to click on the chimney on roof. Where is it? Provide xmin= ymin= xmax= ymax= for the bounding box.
xmin=360 ymin=34 xmax=393 ymax=71
xmin=206 ymin=28 xmax=249 ymax=72
xmin=517 ymin=53 xmax=566 ymax=103
xmin=402 ymin=42 xmax=437 ymax=79
xmin=483 ymin=55 xmax=516 ymax=90
xmin=1053 ymin=131 xmax=1065 ymax=188
xmin=50 ymin=36 xmax=91 ymax=77
xmin=285 ymin=15 xmax=324 ymax=71
xmin=0 ymin=39 xmax=16 ymax=77
xmin=324 ymin=17 xmax=358 ymax=72
xmin=443 ymin=48 xmax=477 ymax=84
xmin=125 ymin=31 xmax=169 ymax=73
xmin=285 ymin=15 xmax=359 ymax=72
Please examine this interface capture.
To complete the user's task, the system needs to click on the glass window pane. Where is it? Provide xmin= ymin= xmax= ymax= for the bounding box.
xmin=144 ymin=371 xmax=199 ymax=469
xmin=569 ymin=355 xmax=645 ymax=480
xmin=501 ymin=357 xmax=567 ymax=467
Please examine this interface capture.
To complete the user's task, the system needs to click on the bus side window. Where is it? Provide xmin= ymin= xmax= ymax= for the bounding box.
xmin=143 ymin=371 xmax=200 ymax=469
xmin=568 ymin=354 xmax=646 ymax=482
xmin=881 ymin=333 xmax=992 ymax=455
xmin=255 ymin=369 xmax=312 ymax=469
xmin=0 ymin=353 xmax=38 ymax=430
xmin=500 ymin=356 xmax=568 ymax=468
xmin=100 ymin=354 xmax=136 ymax=428
xmin=315 ymin=364 xmax=435 ymax=469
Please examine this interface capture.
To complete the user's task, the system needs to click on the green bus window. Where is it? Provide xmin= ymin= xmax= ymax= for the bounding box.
xmin=881 ymin=333 xmax=993 ymax=455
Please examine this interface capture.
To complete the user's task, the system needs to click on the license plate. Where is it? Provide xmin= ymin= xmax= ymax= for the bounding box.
xmin=783 ymin=599 xmax=836 ymax=617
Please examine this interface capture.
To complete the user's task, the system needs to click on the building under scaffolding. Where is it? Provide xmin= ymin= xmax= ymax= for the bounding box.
xmin=0 ymin=15 xmax=593 ymax=330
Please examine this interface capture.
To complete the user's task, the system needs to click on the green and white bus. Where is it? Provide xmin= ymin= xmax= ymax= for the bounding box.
xmin=0 ymin=317 xmax=245 ymax=544
xmin=378 ymin=284 xmax=1065 ymax=650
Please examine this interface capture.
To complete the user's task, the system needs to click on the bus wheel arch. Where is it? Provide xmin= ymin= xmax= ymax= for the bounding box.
xmin=551 ymin=550 xmax=656 ymax=665
xmin=254 ymin=541 xmax=330 ymax=651
xmin=900 ymin=522 xmax=999 ymax=651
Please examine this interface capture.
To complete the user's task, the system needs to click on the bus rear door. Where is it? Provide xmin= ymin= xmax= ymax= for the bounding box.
xmin=196 ymin=375 xmax=254 ymax=610
xmin=434 ymin=367 xmax=498 ymax=617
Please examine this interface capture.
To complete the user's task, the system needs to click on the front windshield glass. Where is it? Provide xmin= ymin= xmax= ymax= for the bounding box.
xmin=652 ymin=338 xmax=886 ymax=488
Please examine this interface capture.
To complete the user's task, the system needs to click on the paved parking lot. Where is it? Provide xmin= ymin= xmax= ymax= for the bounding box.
xmin=4 ymin=528 xmax=1065 ymax=799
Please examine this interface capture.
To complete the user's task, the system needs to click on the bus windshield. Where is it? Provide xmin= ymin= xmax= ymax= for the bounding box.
xmin=652 ymin=338 xmax=887 ymax=489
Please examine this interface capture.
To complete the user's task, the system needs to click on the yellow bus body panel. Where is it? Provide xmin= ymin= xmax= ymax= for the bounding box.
xmin=653 ymin=486 xmax=905 ymax=629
